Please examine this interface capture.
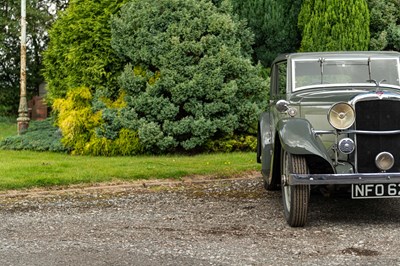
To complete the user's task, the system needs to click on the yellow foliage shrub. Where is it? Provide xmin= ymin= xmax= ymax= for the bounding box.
xmin=53 ymin=87 xmax=142 ymax=155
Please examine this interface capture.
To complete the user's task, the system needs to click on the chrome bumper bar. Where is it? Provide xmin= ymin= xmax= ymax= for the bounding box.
xmin=288 ymin=172 xmax=400 ymax=185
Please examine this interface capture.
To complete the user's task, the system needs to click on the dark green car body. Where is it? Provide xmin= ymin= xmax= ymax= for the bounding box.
xmin=257 ymin=51 xmax=400 ymax=226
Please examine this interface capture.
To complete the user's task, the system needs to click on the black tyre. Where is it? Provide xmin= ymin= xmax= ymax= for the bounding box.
xmin=281 ymin=149 xmax=310 ymax=227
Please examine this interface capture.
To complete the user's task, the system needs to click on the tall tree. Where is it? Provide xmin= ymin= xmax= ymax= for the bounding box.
xmin=42 ymin=0 xmax=128 ymax=102
xmin=298 ymin=0 xmax=370 ymax=52
xmin=368 ymin=0 xmax=400 ymax=51
xmin=230 ymin=0 xmax=302 ymax=67
xmin=0 ymin=0 xmax=68 ymax=115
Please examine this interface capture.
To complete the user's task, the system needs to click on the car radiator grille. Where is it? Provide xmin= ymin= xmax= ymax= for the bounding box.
xmin=355 ymin=100 xmax=400 ymax=173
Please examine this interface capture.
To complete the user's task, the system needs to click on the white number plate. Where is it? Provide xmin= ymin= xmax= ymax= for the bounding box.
xmin=352 ymin=184 xmax=400 ymax=199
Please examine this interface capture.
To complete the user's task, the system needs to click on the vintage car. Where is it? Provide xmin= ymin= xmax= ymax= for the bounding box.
xmin=257 ymin=51 xmax=400 ymax=227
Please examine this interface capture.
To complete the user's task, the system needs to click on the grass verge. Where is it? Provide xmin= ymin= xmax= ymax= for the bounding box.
xmin=0 ymin=150 xmax=259 ymax=191
xmin=0 ymin=117 xmax=17 ymax=141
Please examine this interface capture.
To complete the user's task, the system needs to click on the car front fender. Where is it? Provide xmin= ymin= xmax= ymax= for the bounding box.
xmin=277 ymin=118 xmax=333 ymax=166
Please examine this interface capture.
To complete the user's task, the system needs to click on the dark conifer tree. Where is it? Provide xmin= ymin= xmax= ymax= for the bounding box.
xmin=230 ymin=0 xmax=302 ymax=66
xmin=298 ymin=0 xmax=370 ymax=51
xmin=368 ymin=0 xmax=400 ymax=51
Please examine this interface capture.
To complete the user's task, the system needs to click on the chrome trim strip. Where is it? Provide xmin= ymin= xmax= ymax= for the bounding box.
xmin=289 ymin=173 xmax=400 ymax=185
xmin=314 ymin=129 xmax=400 ymax=135
xmin=293 ymin=83 xmax=400 ymax=93
xmin=313 ymin=130 xmax=335 ymax=135
xmin=350 ymin=92 xmax=400 ymax=105
xmin=345 ymin=129 xmax=400 ymax=135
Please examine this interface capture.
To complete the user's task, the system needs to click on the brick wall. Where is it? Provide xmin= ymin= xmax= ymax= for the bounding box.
xmin=28 ymin=96 xmax=48 ymax=120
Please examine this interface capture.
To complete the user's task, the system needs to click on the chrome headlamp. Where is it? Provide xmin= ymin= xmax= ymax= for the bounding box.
xmin=328 ymin=102 xmax=355 ymax=130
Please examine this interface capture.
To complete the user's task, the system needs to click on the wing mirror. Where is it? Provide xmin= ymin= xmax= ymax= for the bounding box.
xmin=276 ymin=100 xmax=289 ymax=112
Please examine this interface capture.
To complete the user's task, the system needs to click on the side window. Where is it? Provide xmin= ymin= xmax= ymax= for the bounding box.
xmin=270 ymin=61 xmax=287 ymax=100
xmin=277 ymin=62 xmax=287 ymax=98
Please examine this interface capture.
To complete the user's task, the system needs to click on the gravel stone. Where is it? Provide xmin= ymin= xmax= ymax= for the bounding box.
xmin=0 ymin=172 xmax=400 ymax=265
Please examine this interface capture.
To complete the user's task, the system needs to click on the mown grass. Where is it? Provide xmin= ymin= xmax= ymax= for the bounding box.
xmin=0 ymin=151 xmax=259 ymax=190
xmin=0 ymin=117 xmax=17 ymax=141
xmin=0 ymin=118 xmax=260 ymax=191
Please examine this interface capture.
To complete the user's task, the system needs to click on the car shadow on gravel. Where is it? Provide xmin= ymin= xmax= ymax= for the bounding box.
xmin=308 ymin=189 xmax=400 ymax=226
xmin=259 ymin=182 xmax=400 ymax=227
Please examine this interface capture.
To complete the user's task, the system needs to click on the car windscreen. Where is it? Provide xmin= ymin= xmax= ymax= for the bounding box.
xmin=293 ymin=57 xmax=400 ymax=91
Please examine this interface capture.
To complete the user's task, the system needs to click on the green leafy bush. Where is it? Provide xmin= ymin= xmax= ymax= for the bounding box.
xmin=109 ymin=0 xmax=268 ymax=153
xmin=0 ymin=118 xmax=67 ymax=152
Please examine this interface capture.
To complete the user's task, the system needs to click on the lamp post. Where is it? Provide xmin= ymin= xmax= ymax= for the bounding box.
xmin=17 ymin=0 xmax=30 ymax=134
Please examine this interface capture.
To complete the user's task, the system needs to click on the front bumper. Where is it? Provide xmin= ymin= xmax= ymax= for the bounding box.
xmin=288 ymin=172 xmax=400 ymax=185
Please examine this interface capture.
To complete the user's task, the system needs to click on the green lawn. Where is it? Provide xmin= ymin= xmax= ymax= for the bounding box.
xmin=0 ymin=117 xmax=17 ymax=140
xmin=0 ymin=151 xmax=259 ymax=190
xmin=0 ymin=118 xmax=260 ymax=191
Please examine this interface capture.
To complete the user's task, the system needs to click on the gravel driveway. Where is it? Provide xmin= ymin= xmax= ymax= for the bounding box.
xmin=0 ymin=172 xmax=400 ymax=266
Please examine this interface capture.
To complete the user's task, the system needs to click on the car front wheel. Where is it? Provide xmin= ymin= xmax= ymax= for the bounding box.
xmin=281 ymin=149 xmax=310 ymax=227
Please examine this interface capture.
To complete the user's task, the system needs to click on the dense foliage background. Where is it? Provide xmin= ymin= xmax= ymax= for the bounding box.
xmin=107 ymin=0 xmax=267 ymax=153
xmin=230 ymin=0 xmax=302 ymax=66
xmin=43 ymin=0 xmax=267 ymax=155
xmin=368 ymin=0 xmax=400 ymax=51
xmin=1 ymin=0 xmax=399 ymax=154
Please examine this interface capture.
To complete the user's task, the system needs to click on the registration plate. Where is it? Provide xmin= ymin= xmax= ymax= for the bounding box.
xmin=352 ymin=183 xmax=400 ymax=199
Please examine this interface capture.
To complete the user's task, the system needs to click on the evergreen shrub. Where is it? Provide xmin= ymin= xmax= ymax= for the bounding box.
xmin=205 ymin=134 xmax=257 ymax=152
xmin=53 ymin=87 xmax=143 ymax=155
xmin=109 ymin=0 xmax=268 ymax=154
xmin=42 ymin=0 xmax=128 ymax=102
xmin=0 ymin=118 xmax=67 ymax=152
